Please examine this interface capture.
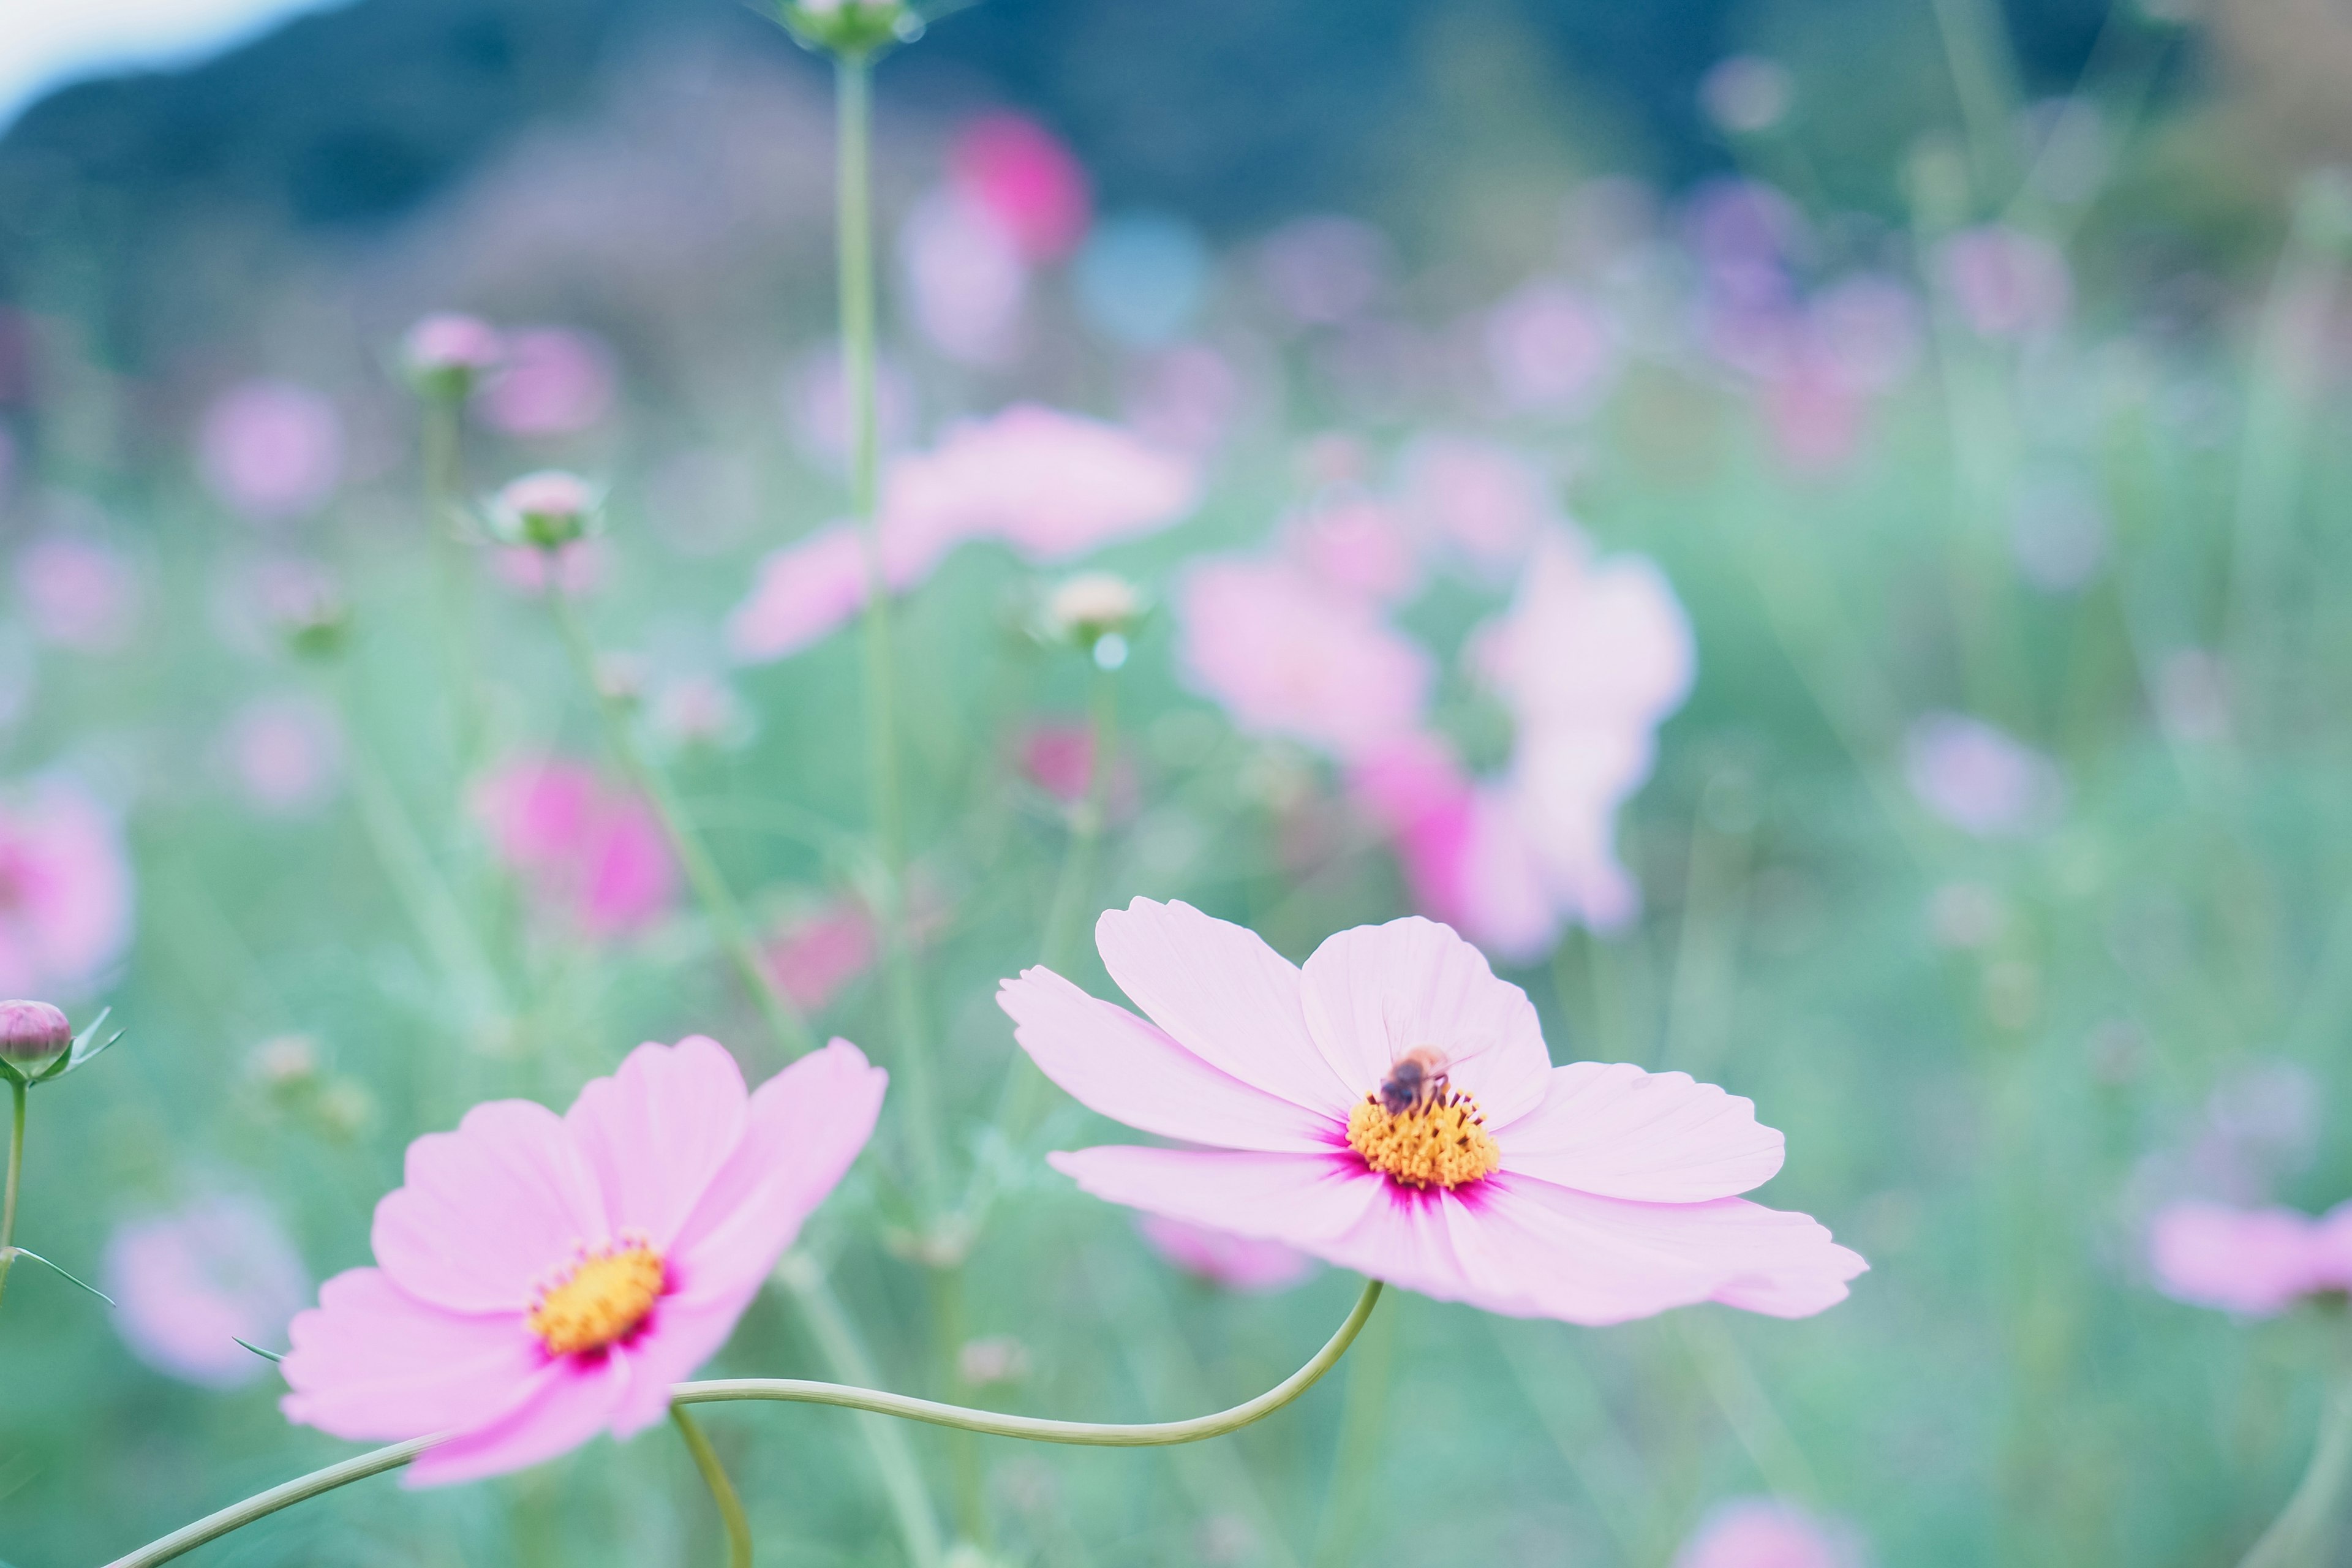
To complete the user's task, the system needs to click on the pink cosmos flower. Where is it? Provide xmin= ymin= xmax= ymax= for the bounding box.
xmin=1018 ymin=723 xmax=1140 ymax=820
xmin=224 ymin=694 xmax=344 ymax=815
xmin=1395 ymin=435 xmax=1555 ymax=571
xmin=900 ymin=188 xmax=1029 ymax=366
xmin=881 ymin=405 xmax=1199 ymax=566
xmin=473 ymin=757 xmax=677 ymax=939
xmin=1002 ymin=900 xmax=1866 ymax=1325
xmin=492 ymin=540 xmax=608 ymax=598
xmin=1175 ymin=557 xmax=1433 ymax=760
xmin=281 ymin=1036 xmax=887 ymax=1485
xmin=1137 ymin=1215 xmax=1316 ymax=1293
xmin=478 ymin=327 xmax=617 ymax=438
xmin=948 ymin=113 xmax=1092 ymax=263
xmin=1675 ymin=1498 xmax=1864 ymax=1568
xmin=0 ymin=777 xmax=134 ymax=997
xmin=764 ymin=901 xmax=876 ymax=1014
xmin=2147 ymin=1200 xmax=2352 ymax=1317
xmin=1761 ymin=358 xmax=1868 ymax=475
xmin=403 ymin=313 xmax=504 ymax=393
xmin=1484 ymin=280 xmax=1617 ymax=415
xmin=1938 ymin=226 xmax=2071 ymax=340
xmin=726 ymin=522 xmax=942 ymax=665
xmin=1904 ymin=714 xmax=2062 ymax=837
xmin=1476 ymin=529 xmax=1695 ymax=740
xmin=104 ymin=1193 xmax=312 ymax=1389
xmin=1282 ymin=497 xmax=1420 ymax=604
xmin=198 ymin=380 xmax=345 ymax=522
xmin=15 ymin=535 xmax=141 ymax=652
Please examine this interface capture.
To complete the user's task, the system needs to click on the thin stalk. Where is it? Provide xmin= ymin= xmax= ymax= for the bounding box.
xmin=672 ymin=1405 xmax=754 ymax=1568
xmin=105 ymin=1280 xmax=1384 ymax=1568
xmin=2239 ymin=1335 xmax=2352 ymax=1568
xmin=0 ymin=1077 xmax=24 ymax=1310
xmin=421 ymin=396 xmax=484 ymax=772
xmin=545 ymin=591 xmax=815 ymax=1058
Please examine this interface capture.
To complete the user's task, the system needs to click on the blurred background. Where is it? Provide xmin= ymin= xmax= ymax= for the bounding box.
xmin=4 ymin=0 xmax=2352 ymax=1564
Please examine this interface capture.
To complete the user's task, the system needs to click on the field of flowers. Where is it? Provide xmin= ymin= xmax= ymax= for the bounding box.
xmin=4 ymin=2 xmax=2352 ymax=1565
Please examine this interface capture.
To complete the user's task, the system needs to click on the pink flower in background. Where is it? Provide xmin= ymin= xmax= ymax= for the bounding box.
xmin=1003 ymin=900 xmax=1864 ymax=1324
xmin=1762 ymin=356 xmax=1868 ymax=475
xmin=882 ymin=405 xmax=1199 ymax=566
xmin=402 ymin=312 xmax=504 ymax=390
xmin=1256 ymin=216 xmax=1390 ymax=327
xmin=473 ymin=757 xmax=677 ymax=939
xmin=727 ymin=521 xmax=949 ymax=665
xmin=900 ymin=188 xmax=1029 ymax=365
xmin=1176 ymin=557 xmax=1433 ymax=760
xmin=1395 ymin=435 xmax=1554 ymax=571
xmin=1138 ymin=1215 xmax=1316 ymax=1292
xmin=1018 ymin=722 xmax=1140 ymax=819
xmin=648 ymin=675 xmax=754 ymax=753
xmin=2148 ymin=1200 xmax=2352 ymax=1317
xmin=765 ymin=902 xmax=876 ymax=1014
xmin=1485 ymin=280 xmax=1616 ymax=414
xmin=478 ymin=327 xmax=617 ymax=437
xmin=1476 ymin=529 xmax=1695 ymax=739
xmin=948 ymin=112 xmax=1092 ymax=263
xmin=492 ymin=540 xmax=608 ymax=598
xmin=282 ymin=1036 xmax=886 ymax=1485
xmin=1283 ymin=497 xmax=1420 ymax=604
xmin=16 ymin=536 xmax=141 ymax=652
xmin=1675 ymin=1498 xmax=1864 ymax=1568
xmin=104 ymin=1193 xmax=312 ymax=1389
xmin=198 ymin=380 xmax=345 ymax=522
xmin=1123 ymin=344 xmax=1245 ymax=458
xmin=225 ymin=695 xmax=344 ymax=815
xmin=1939 ymin=226 xmax=2072 ymax=340
xmin=1809 ymin=274 xmax=1923 ymax=394
xmin=0 ymin=777 xmax=134 ymax=997
xmin=1904 ymin=713 xmax=2062 ymax=836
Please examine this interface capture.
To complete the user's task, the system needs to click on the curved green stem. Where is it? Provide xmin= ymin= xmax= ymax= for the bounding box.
xmin=673 ymin=1404 xmax=753 ymax=1568
xmin=102 ymin=1281 xmax=1383 ymax=1568
xmin=0 ymin=1077 xmax=24 ymax=1311
xmin=546 ymin=592 xmax=815 ymax=1058
xmin=2239 ymin=1332 xmax=2352 ymax=1568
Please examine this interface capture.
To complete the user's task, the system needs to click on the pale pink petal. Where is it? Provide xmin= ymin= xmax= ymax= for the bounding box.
xmin=372 ymin=1100 xmax=610 ymax=1313
xmin=1094 ymin=898 xmax=1353 ymax=1115
xmin=279 ymin=1268 xmax=545 ymax=1441
xmin=2147 ymin=1200 xmax=2320 ymax=1316
xmin=567 ymin=1038 xmax=750 ymax=1250
xmin=2315 ymin=1200 xmax=2352 ymax=1293
xmin=1296 ymin=916 xmax=1552 ymax=1126
xmin=1493 ymin=1061 xmax=1785 ymax=1201
xmin=668 ymin=1039 xmax=886 ymax=1303
xmin=404 ymin=1354 xmax=631 ymax=1488
xmin=1136 ymin=1215 xmax=1317 ymax=1292
xmin=726 ymin=526 xmax=872 ymax=664
xmin=1048 ymin=1147 xmax=1388 ymax=1250
xmin=1001 ymin=966 xmax=1336 ymax=1152
xmin=1676 ymin=1497 xmax=1864 ymax=1568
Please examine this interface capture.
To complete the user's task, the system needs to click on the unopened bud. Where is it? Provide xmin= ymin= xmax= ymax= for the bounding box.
xmin=260 ymin=562 xmax=351 ymax=660
xmin=0 ymin=1000 xmax=71 ymax=1077
xmin=1044 ymin=572 xmax=1143 ymax=656
xmin=488 ymin=471 xmax=601 ymax=551
xmin=402 ymin=313 xmax=504 ymax=402
xmin=777 ymin=0 xmax=919 ymax=58
xmin=248 ymin=1033 xmax=321 ymax=1090
xmin=957 ymin=1335 xmax=1031 ymax=1387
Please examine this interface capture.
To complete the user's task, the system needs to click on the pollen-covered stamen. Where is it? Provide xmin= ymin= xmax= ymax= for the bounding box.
xmin=1346 ymin=1091 xmax=1501 ymax=1190
xmin=527 ymin=1238 xmax=665 ymax=1355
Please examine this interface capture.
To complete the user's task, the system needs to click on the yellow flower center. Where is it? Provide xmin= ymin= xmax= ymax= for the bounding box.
xmin=1346 ymin=1092 xmax=1501 ymax=1190
xmin=527 ymin=1241 xmax=665 ymax=1356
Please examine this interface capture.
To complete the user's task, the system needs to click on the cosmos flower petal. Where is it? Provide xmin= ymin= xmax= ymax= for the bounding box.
xmin=2147 ymin=1201 xmax=2324 ymax=1317
xmin=1000 ymin=965 xmax=1334 ymax=1153
xmin=567 ymin=1036 xmax=751 ymax=1251
xmin=404 ymin=1354 xmax=633 ymax=1489
xmin=1297 ymin=916 xmax=1551 ymax=1126
xmin=1049 ymin=1147 xmax=1387 ymax=1248
xmin=372 ymin=1100 xmax=610 ymax=1314
xmin=1094 ymin=898 xmax=1354 ymax=1115
xmin=667 ymin=1039 xmax=886 ymax=1303
xmin=279 ymin=1268 xmax=545 ymax=1441
xmin=1492 ymin=1061 xmax=1785 ymax=1200
xmin=605 ymin=1287 xmax=761 ymax=1438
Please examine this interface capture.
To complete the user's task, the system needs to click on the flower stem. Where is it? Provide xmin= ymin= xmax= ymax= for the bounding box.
xmin=0 ymin=1076 xmax=25 ymax=1311
xmin=2239 ymin=1330 xmax=2352 ymax=1568
xmin=545 ymin=591 xmax=815 ymax=1058
xmin=1038 ymin=663 xmax=1120 ymax=974
xmin=671 ymin=1404 xmax=754 ymax=1568
xmin=100 ymin=1280 xmax=1385 ymax=1568
xmin=421 ymin=395 xmax=485 ymax=774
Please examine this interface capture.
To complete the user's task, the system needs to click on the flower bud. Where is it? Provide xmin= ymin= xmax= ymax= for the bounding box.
xmin=488 ymin=471 xmax=602 ymax=551
xmin=777 ymin=0 xmax=919 ymax=58
xmin=260 ymin=562 xmax=352 ymax=660
xmin=0 ymin=999 xmax=71 ymax=1078
xmin=401 ymin=313 xmax=504 ymax=403
xmin=1043 ymin=572 xmax=1144 ymax=665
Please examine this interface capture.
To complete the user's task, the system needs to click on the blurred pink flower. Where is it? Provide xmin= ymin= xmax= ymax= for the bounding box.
xmin=478 ymin=327 xmax=617 ymax=437
xmin=282 ymin=1036 xmax=886 ymax=1485
xmin=104 ymin=1193 xmax=313 ymax=1389
xmin=900 ymin=189 xmax=1028 ymax=365
xmin=727 ymin=521 xmax=947 ymax=665
xmin=1809 ymin=274 xmax=1923 ymax=394
xmin=1123 ymin=344 xmax=1245 ymax=458
xmin=1478 ymin=529 xmax=1694 ymax=736
xmin=1485 ymin=280 xmax=1616 ymax=414
xmin=1137 ymin=1215 xmax=1316 ymax=1292
xmin=225 ymin=695 xmax=344 ymax=815
xmin=0 ymin=777 xmax=133 ymax=997
xmin=948 ymin=112 xmax=1092 ymax=263
xmin=492 ymin=539 xmax=608 ymax=598
xmin=1675 ymin=1498 xmax=1864 ymax=1568
xmin=765 ymin=901 xmax=876 ymax=1014
xmin=1175 ymin=557 xmax=1433 ymax=760
xmin=1256 ymin=216 xmax=1390 ymax=327
xmin=402 ymin=312 xmax=504 ymax=391
xmin=16 ymin=535 xmax=141 ymax=652
xmin=649 ymin=674 xmax=754 ymax=753
xmin=1904 ymin=714 xmax=2062 ymax=837
xmin=2148 ymin=1200 xmax=2352 ymax=1317
xmin=1282 ymin=497 xmax=1420 ymax=604
xmin=1939 ymin=226 xmax=2071 ymax=339
xmin=473 ymin=756 xmax=677 ymax=939
xmin=1762 ymin=357 xmax=1868 ymax=475
xmin=198 ymin=380 xmax=345 ymax=522
xmin=882 ymin=405 xmax=1199 ymax=566
xmin=1018 ymin=722 xmax=1140 ymax=820
xmin=1003 ymin=899 xmax=1865 ymax=1324
xmin=1395 ymin=435 xmax=1554 ymax=571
